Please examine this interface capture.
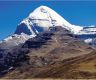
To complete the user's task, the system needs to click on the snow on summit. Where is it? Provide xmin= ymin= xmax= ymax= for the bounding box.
xmin=15 ymin=5 xmax=83 ymax=35
xmin=29 ymin=5 xmax=70 ymax=27
xmin=29 ymin=5 xmax=83 ymax=33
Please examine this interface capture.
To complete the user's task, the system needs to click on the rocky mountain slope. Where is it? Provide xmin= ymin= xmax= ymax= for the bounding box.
xmin=0 ymin=26 xmax=95 ymax=79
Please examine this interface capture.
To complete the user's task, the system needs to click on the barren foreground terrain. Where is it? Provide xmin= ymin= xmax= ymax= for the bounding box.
xmin=1 ymin=27 xmax=96 ymax=79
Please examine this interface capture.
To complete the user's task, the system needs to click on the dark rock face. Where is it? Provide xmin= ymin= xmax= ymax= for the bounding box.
xmin=23 ymin=26 xmax=72 ymax=48
xmin=23 ymin=32 xmax=54 ymax=48
xmin=0 ymin=42 xmax=29 ymax=74
xmin=15 ymin=22 xmax=47 ymax=35
xmin=15 ymin=23 xmax=32 ymax=35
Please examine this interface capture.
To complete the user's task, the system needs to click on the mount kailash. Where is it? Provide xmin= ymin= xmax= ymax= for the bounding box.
xmin=1 ymin=5 xmax=96 ymax=49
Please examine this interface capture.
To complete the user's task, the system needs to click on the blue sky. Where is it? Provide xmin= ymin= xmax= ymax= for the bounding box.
xmin=0 ymin=1 xmax=96 ymax=40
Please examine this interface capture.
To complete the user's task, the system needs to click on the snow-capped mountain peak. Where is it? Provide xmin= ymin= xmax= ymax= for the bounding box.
xmin=0 ymin=5 xmax=84 ymax=48
xmin=15 ymin=5 xmax=83 ymax=36
xmin=29 ymin=5 xmax=71 ymax=27
xmin=0 ymin=5 xmax=96 ymax=50
xmin=29 ymin=5 xmax=83 ymax=33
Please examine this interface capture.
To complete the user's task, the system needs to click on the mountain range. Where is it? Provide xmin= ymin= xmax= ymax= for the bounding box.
xmin=0 ymin=5 xmax=96 ymax=79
